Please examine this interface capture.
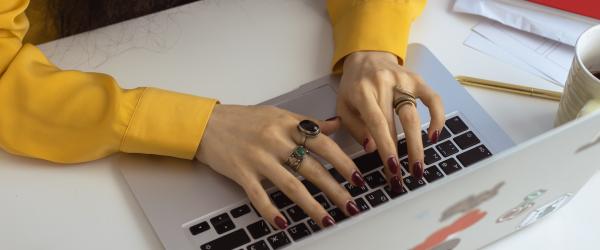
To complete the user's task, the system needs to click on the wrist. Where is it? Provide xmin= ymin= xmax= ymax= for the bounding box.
xmin=345 ymin=51 xmax=399 ymax=66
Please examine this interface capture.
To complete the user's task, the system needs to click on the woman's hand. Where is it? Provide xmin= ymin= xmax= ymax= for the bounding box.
xmin=337 ymin=51 xmax=445 ymax=192
xmin=196 ymin=104 xmax=365 ymax=229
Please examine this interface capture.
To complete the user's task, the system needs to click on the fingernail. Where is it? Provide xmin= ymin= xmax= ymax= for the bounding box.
xmin=351 ymin=171 xmax=366 ymax=187
xmin=391 ymin=176 xmax=404 ymax=193
xmin=326 ymin=116 xmax=339 ymax=121
xmin=322 ymin=215 xmax=336 ymax=228
xmin=413 ymin=161 xmax=424 ymax=179
xmin=387 ymin=156 xmax=399 ymax=175
xmin=430 ymin=129 xmax=440 ymax=144
xmin=274 ymin=215 xmax=288 ymax=230
xmin=362 ymin=138 xmax=369 ymax=151
xmin=346 ymin=200 xmax=361 ymax=216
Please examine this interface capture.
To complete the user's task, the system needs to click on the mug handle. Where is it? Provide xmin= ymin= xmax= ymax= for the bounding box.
xmin=577 ymin=99 xmax=600 ymax=118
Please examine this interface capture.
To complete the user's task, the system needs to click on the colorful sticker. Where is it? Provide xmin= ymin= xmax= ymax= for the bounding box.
xmin=496 ymin=189 xmax=546 ymax=223
xmin=518 ymin=193 xmax=572 ymax=229
xmin=440 ymin=182 xmax=504 ymax=222
xmin=413 ymin=209 xmax=486 ymax=250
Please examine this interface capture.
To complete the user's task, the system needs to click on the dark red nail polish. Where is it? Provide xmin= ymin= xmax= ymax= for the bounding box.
xmin=413 ymin=161 xmax=424 ymax=179
xmin=322 ymin=215 xmax=335 ymax=228
xmin=351 ymin=171 xmax=366 ymax=187
xmin=274 ymin=216 xmax=288 ymax=230
xmin=326 ymin=116 xmax=339 ymax=121
xmin=362 ymin=138 xmax=369 ymax=151
xmin=430 ymin=130 xmax=440 ymax=143
xmin=387 ymin=156 xmax=399 ymax=174
xmin=391 ymin=176 xmax=404 ymax=193
xmin=346 ymin=201 xmax=361 ymax=216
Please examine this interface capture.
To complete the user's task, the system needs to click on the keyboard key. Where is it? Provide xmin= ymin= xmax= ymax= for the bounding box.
xmin=400 ymin=158 xmax=410 ymax=173
xmin=267 ymin=231 xmax=291 ymax=249
xmin=231 ymin=204 xmax=251 ymax=218
xmin=457 ymin=145 xmax=492 ymax=167
xmin=210 ymin=213 xmax=235 ymax=234
xmin=365 ymin=190 xmax=389 ymax=207
xmin=446 ymin=116 xmax=468 ymax=134
xmin=302 ymin=180 xmax=321 ymax=195
xmin=439 ymin=127 xmax=452 ymax=141
xmin=422 ymin=130 xmax=432 ymax=147
xmin=247 ymin=240 xmax=269 ymax=250
xmin=328 ymin=168 xmax=346 ymax=183
xmin=353 ymin=152 xmax=383 ymax=174
xmin=436 ymin=140 xmax=459 ymax=157
xmin=201 ymin=229 xmax=250 ymax=250
xmin=364 ymin=171 xmax=387 ymax=189
xmin=314 ymin=194 xmax=331 ymax=210
xmin=306 ymin=219 xmax=320 ymax=232
xmin=355 ymin=197 xmax=370 ymax=212
xmin=287 ymin=223 xmax=312 ymax=241
xmin=403 ymin=175 xmax=426 ymax=190
xmin=247 ymin=220 xmax=271 ymax=239
xmin=384 ymin=185 xmax=407 ymax=199
xmin=286 ymin=205 xmax=308 ymax=222
xmin=270 ymin=191 xmax=293 ymax=209
xmin=423 ymin=166 xmax=444 ymax=183
xmin=189 ymin=221 xmax=210 ymax=236
xmin=397 ymin=139 xmax=408 ymax=158
xmin=453 ymin=131 xmax=481 ymax=149
xmin=439 ymin=158 xmax=462 ymax=175
xmin=328 ymin=208 xmax=348 ymax=222
xmin=344 ymin=182 xmax=369 ymax=197
xmin=424 ymin=148 xmax=442 ymax=165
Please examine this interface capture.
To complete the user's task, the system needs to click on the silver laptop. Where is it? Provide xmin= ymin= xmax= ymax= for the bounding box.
xmin=119 ymin=44 xmax=600 ymax=250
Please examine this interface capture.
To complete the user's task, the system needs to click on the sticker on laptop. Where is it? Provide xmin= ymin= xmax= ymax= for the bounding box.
xmin=496 ymin=189 xmax=546 ymax=223
xmin=517 ymin=193 xmax=573 ymax=229
xmin=412 ymin=209 xmax=486 ymax=250
xmin=440 ymin=181 xmax=504 ymax=222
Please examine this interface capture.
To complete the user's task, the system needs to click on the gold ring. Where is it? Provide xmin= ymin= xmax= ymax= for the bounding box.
xmin=393 ymin=92 xmax=417 ymax=113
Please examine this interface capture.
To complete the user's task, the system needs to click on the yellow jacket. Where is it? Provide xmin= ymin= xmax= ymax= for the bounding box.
xmin=0 ymin=0 xmax=425 ymax=163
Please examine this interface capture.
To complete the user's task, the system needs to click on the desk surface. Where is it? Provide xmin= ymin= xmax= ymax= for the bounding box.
xmin=2 ymin=0 xmax=599 ymax=249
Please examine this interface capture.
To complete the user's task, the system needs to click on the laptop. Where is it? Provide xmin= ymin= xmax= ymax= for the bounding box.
xmin=118 ymin=44 xmax=600 ymax=250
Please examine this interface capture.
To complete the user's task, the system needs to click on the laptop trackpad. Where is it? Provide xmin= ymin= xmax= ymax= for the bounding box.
xmin=276 ymin=85 xmax=337 ymax=120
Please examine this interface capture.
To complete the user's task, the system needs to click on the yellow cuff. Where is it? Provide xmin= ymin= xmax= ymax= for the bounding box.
xmin=328 ymin=0 xmax=426 ymax=73
xmin=120 ymin=87 xmax=217 ymax=160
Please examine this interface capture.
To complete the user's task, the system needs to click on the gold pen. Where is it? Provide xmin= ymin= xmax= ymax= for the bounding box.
xmin=455 ymin=75 xmax=562 ymax=102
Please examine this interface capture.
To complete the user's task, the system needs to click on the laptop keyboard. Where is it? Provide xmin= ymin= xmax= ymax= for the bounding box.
xmin=185 ymin=114 xmax=493 ymax=250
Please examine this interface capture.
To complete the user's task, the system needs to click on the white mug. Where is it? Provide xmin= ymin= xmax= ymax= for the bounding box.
xmin=555 ymin=24 xmax=600 ymax=126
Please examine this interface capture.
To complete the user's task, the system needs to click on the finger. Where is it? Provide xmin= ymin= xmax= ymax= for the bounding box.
xmin=261 ymin=158 xmax=335 ymax=228
xmin=298 ymin=156 xmax=361 ymax=217
xmin=337 ymin=103 xmax=375 ymax=152
xmin=395 ymin=103 xmax=425 ymax=180
xmin=377 ymin=84 xmax=401 ymax=183
xmin=415 ymin=78 xmax=445 ymax=143
xmin=356 ymin=93 xmax=404 ymax=193
xmin=240 ymin=176 xmax=289 ymax=230
xmin=292 ymin=127 xmax=366 ymax=188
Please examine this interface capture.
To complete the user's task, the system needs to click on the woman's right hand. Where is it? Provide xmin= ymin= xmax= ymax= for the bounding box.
xmin=196 ymin=104 xmax=365 ymax=230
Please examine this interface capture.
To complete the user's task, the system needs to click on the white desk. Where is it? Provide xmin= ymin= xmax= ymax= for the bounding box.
xmin=1 ymin=0 xmax=599 ymax=249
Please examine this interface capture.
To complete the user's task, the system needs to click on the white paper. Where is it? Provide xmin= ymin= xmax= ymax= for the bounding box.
xmin=454 ymin=0 xmax=598 ymax=46
xmin=466 ymin=21 xmax=575 ymax=87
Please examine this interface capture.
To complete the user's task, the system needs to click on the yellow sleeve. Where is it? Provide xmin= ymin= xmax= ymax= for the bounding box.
xmin=327 ymin=0 xmax=427 ymax=72
xmin=0 ymin=0 xmax=217 ymax=163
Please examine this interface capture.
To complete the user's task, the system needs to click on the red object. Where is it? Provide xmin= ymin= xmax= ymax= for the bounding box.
xmin=528 ymin=0 xmax=600 ymax=20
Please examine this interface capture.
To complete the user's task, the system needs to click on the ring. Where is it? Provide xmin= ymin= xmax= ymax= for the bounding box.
xmin=284 ymin=145 xmax=309 ymax=172
xmin=393 ymin=88 xmax=417 ymax=113
xmin=297 ymin=120 xmax=320 ymax=146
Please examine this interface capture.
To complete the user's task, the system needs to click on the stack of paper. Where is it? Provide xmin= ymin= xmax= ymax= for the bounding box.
xmin=453 ymin=0 xmax=599 ymax=87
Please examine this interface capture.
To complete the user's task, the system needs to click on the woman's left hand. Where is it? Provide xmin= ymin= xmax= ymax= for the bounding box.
xmin=336 ymin=51 xmax=445 ymax=192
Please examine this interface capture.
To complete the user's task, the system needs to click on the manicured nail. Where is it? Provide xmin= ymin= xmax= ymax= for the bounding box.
xmin=387 ymin=156 xmax=399 ymax=175
xmin=274 ymin=215 xmax=288 ymax=230
xmin=362 ymin=138 xmax=369 ymax=151
xmin=391 ymin=176 xmax=404 ymax=193
xmin=430 ymin=130 xmax=440 ymax=144
xmin=326 ymin=116 xmax=339 ymax=121
xmin=413 ymin=161 xmax=424 ymax=179
xmin=322 ymin=215 xmax=336 ymax=227
xmin=346 ymin=200 xmax=361 ymax=216
xmin=351 ymin=171 xmax=366 ymax=187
